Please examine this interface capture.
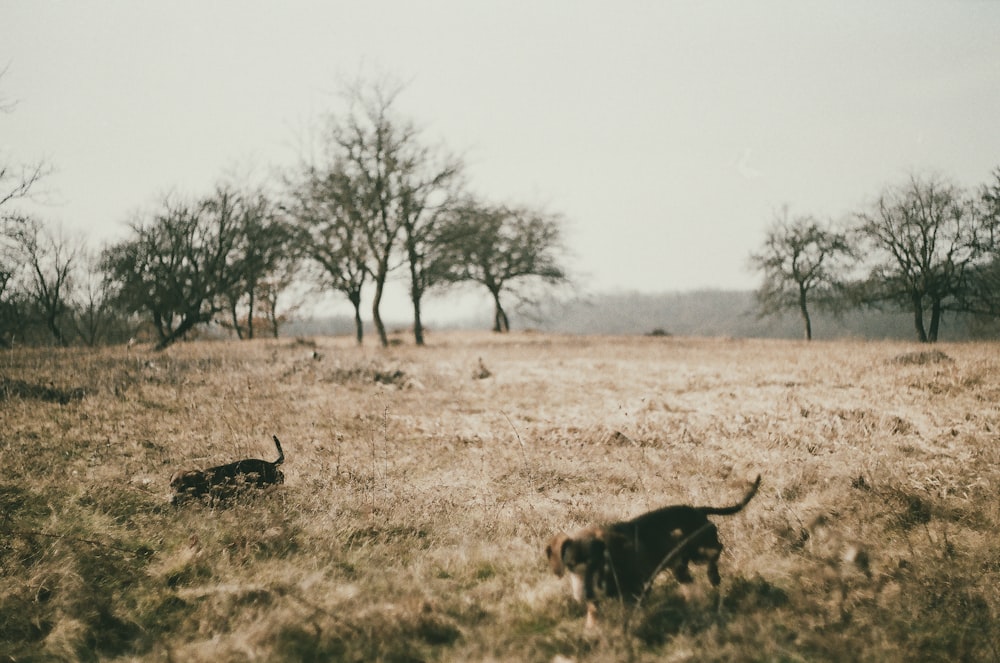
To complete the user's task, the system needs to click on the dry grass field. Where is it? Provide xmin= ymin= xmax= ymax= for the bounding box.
xmin=2 ymin=331 xmax=999 ymax=662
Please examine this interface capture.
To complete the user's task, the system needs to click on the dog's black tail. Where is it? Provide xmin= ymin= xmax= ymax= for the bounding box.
xmin=696 ymin=475 xmax=761 ymax=516
xmin=272 ymin=435 xmax=285 ymax=465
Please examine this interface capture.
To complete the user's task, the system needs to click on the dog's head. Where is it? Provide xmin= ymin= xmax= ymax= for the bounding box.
xmin=545 ymin=533 xmax=570 ymax=577
xmin=546 ymin=530 xmax=608 ymax=576
xmin=546 ymin=530 xmax=613 ymax=604
xmin=170 ymin=470 xmax=203 ymax=492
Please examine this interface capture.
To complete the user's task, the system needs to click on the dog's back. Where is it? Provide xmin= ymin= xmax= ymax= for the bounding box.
xmin=622 ymin=474 xmax=760 ymax=523
xmin=170 ymin=435 xmax=286 ymax=503
xmin=211 ymin=435 xmax=285 ymax=486
xmin=616 ymin=474 xmax=760 ymax=545
xmin=623 ymin=475 xmax=761 ymax=587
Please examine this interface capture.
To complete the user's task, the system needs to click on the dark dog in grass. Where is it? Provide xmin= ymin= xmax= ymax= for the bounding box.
xmin=545 ymin=475 xmax=761 ymax=628
xmin=170 ymin=435 xmax=285 ymax=505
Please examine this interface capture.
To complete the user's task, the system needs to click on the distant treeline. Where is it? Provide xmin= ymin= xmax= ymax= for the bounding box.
xmin=438 ymin=290 xmax=999 ymax=341
xmin=282 ymin=289 xmax=998 ymax=341
xmin=37 ymin=289 xmax=992 ymax=344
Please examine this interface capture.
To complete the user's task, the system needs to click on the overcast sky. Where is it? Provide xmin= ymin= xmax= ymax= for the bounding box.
xmin=4 ymin=1 xmax=1000 ymax=318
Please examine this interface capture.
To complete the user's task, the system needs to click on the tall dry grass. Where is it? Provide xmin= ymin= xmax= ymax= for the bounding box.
xmin=1 ymin=332 xmax=998 ymax=662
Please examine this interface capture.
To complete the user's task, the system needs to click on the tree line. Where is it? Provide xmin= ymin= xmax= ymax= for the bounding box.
xmin=1 ymin=80 xmax=568 ymax=350
xmin=6 ymin=70 xmax=1000 ymax=348
xmin=750 ymin=169 xmax=1000 ymax=342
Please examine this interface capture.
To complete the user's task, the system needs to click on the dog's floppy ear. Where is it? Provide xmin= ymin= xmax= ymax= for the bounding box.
xmin=545 ymin=533 xmax=569 ymax=577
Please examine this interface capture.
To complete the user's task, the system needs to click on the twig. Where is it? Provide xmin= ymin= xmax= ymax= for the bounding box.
xmin=500 ymin=410 xmax=531 ymax=483
xmin=381 ymin=405 xmax=390 ymax=493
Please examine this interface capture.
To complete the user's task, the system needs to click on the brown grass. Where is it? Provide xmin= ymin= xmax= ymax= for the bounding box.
xmin=1 ymin=332 xmax=999 ymax=662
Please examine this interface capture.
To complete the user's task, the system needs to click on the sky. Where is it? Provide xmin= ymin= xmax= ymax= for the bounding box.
xmin=3 ymin=1 xmax=1000 ymax=320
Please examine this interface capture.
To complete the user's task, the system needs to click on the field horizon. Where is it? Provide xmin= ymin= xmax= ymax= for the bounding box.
xmin=2 ymin=331 xmax=998 ymax=661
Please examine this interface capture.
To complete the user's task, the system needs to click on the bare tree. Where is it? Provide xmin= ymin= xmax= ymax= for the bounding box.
xmin=295 ymin=78 xmax=463 ymax=346
xmin=218 ymin=186 xmax=292 ymax=340
xmin=959 ymin=167 xmax=1000 ymax=319
xmin=0 ymin=217 xmax=30 ymax=346
xmin=329 ymin=82 xmax=411 ymax=347
xmin=853 ymin=174 xmax=981 ymax=343
xmin=398 ymin=149 xmax=463 ymax=345
xmin=439 ymin=200 xmax=568 ymax=332
xmin=1 ymin=71 xmax=52 ymax=345
xmin=982 ymin=167 xmax=1000 ymax=231
xmin=749 ymin=207 xmax=853 ymax=340
xmin=0 ymin=161 xmax=48 ymax=216
xmin=102 ymin=190 xmax=244 ymax=350
xmin=23 ymin=220 xmax=79 ymax=345
xmin=258 ymin=273 xmax=300 ymax=339
xmin=70 ymin=248 xmax=128 ymax=346
xmin=325 ymin=80 xmax=470 ymax=346
xmin=1 ymin=70 xmax=51 ymax=220
xmin=285 ymin=163 xmax=369 ymax=344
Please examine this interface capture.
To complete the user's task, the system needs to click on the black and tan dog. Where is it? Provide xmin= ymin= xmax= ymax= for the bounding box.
xmin=170 ymin=435 xmax=285 ymax=505
xmin=546 ymin=474 xmax=761 ymax=627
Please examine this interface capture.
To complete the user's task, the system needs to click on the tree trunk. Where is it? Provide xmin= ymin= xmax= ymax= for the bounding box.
xmin=153 ymin=311 xmax=168 ymax=347
xmin=269 ymin=308 xmax=280 ymax=339
xmin=46 ymin=312 xmax=67 ymax=347
xmin=154 ymin=305 xmax=215 ymax=350
xmin=263 ymin=287 xmax=280 ymax=338
xmin=230 ymin=303 xmax=244 ymax=340
xmin=246 ymin=291 xmax=255 ymax=340
xmin=798 ymin=286 xmax=812 ymax=341
xmin=491 ymin=290 xmax=509 ymax=333
xmin=911 ymin=292 xmax=928 ymax=343
xmin=372 ymin=262 xmax=389 ymax=347
xmin=349 ymin=291 xmax=364 ymax=345
xmin=155 ymin=313 xmax=200 ymax=350
xmin=408 ymin=258 xmax=425 ymax=346
xmin=412 ymin=294 xmax=425 ymax=346
xmin=928 ymin=299 xmax=942 ymax=343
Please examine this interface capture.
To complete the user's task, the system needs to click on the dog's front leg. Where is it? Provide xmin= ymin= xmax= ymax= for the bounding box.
xmin=585 ymin=601 xmax=599 ymax=630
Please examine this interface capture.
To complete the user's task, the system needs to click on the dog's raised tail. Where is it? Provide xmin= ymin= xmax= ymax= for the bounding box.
xmin=272 ymin=435 xmax=285 ymax=465
xmin=698 ymin=474 xmax=761 ymax=516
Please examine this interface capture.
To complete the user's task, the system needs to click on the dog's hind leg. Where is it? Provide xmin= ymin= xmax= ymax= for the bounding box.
xmin=672 ymin=561 xmax=694 ymax=584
